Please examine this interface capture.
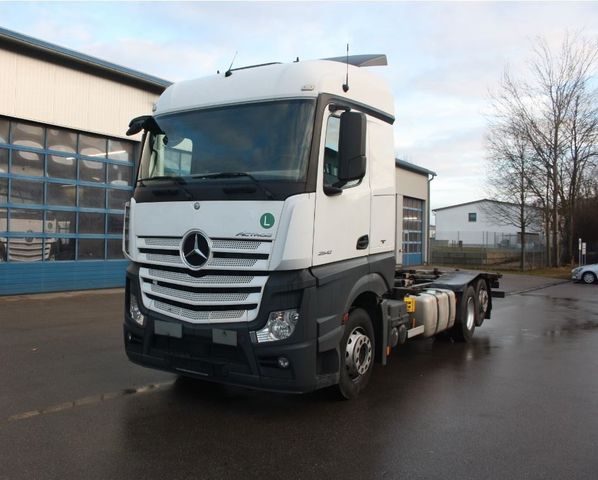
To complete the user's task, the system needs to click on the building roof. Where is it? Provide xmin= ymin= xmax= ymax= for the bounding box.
xmin=432 ymin=198 xmax=522 ymax=212
xmin=0 ymin=26 xmax=171 ymax=92
xmin=395 ymin=158 xmax=436 ymax=177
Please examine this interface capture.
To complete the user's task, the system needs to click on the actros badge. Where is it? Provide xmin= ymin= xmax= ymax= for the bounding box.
xmin=180 ymin=230 xmax=211 ymax=269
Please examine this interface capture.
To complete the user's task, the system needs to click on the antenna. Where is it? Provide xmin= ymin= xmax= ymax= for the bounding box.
xmin=342 ymin=43 xmax=349 ymax=92
xmin=225 ymin=51 xmax=238 ymax=77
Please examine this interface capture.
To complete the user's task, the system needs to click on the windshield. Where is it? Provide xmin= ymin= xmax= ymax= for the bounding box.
xmin=138 ymin=99 xmax=315 ymax=184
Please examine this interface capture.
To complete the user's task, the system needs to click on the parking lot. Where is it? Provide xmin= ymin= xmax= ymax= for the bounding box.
xmin=1 ymin=275 xmax=597 ymax=479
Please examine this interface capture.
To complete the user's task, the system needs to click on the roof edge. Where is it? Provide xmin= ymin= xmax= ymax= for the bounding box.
xmin=395 ymin=158 xmax=436 ymax=177
xmin=0 ymin=26 xmax=171 ymax=90
xmin=432 ymin=198 xmax=534 ymax=212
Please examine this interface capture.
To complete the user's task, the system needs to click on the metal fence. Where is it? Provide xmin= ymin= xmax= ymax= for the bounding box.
xmin=431 ymin=231 xmax=547 ymax=269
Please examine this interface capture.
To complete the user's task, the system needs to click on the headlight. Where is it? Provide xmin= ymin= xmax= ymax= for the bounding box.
xmin=129 ymin=293 xmax=145 ymax=327
xmin=255 ymin=309 xmax=299 ymax=343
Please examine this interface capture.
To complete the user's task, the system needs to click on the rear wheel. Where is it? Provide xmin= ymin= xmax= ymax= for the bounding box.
xmin=582 ymin=272 xmax=596 ymax=284
xmin=451 ymin=285 xmax=476 ymax=343
xmin=338 ymin=308 xmax=375 ymax=399
xmin=475 ymin=278 xmax=489 ymax=327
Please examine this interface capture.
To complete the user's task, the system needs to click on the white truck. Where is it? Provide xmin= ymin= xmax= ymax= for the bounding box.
xmin=122 ymin=55 xmax=501 ymax=398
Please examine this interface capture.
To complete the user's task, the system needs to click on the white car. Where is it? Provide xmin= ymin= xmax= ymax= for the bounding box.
xmin=571 ymin=264 xmax=598 ymax=284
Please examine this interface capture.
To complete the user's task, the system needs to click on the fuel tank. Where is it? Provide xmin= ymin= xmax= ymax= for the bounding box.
xmin=413 ymin=289 xmax=456 ymax=337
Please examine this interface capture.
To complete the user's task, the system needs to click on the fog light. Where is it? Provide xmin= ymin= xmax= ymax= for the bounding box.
xmin=129 ymin=293 xmax=145 ymax=327
xmin=254 ymin=309 xmax=299 ymax=343
xmin=277 ymin=356 xmax=290 ymax=369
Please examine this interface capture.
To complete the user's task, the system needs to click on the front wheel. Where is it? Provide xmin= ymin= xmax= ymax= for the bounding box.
xmin=582 ymin=272 xmax=596 ymax=284
xmin=338 ymin=308 xmax=375 ymax=400
xmin=450 ymin=285 xmax=477 ymax=343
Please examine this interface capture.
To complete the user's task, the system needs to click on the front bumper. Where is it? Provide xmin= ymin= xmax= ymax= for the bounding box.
xmin=123 ymin=266 xmax=341 ymax=394
xmin=124 ymin=317 xmax=333 ymax=393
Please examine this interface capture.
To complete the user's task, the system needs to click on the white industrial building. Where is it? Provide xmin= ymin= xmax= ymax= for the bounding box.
xmin=433 ymin=199 xmax=543 ymax=246
xmin=0 ymin=26 xmax=434 ymax=294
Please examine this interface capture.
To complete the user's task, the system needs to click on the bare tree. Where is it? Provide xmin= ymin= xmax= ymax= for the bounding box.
xmin=488 ymin=32 xmax=598 ymax=267
xmin=484 ymin=125 xmax=540 ymax=270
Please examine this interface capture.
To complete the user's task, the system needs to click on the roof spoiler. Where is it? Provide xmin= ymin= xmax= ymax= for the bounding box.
xmin=322 ymin=54 xmax=387 ymax=67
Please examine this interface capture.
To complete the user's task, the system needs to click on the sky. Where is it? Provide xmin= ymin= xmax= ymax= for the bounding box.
xmin=2 ymin=1 xmax=598 ymax=212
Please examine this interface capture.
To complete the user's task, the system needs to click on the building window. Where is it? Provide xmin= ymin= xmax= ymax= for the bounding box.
xmin=468 ymin=212 xmax=477 ymax=222
xmin=0 ymin=114 xmax=135 ymax=262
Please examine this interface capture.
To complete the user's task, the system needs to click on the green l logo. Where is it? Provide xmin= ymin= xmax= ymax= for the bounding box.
xmin=260 ymin=213 xmax=275 ymax=229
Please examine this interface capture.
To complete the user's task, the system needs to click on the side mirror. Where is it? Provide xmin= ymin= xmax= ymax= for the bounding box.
xmin=337 ymin=111 xmax=366 ymax=182
xmin=126 ymin=115 xmax=163 ymax=136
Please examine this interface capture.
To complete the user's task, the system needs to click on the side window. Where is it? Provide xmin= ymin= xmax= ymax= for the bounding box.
xmin=323 ymin=114 xmax=361 ymax=189
xmin=323 ymin=115 xmax=340 ymax=187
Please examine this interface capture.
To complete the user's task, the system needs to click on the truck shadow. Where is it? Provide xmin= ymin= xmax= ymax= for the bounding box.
xmin=113 ymin=336 xmax=496 ymax=478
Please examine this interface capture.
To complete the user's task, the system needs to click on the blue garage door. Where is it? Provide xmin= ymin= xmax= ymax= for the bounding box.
xmin=402 ymin=197 xmax=424 ymax=266
xmin=0 ymin=116 xmax=135 ymax=295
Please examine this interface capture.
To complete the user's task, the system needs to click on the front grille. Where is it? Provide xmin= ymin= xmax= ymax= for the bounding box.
xmin=137 ymin=236 xmax=272 ymax=324
xmin=137 ymin=236 xmax=271 ymax=271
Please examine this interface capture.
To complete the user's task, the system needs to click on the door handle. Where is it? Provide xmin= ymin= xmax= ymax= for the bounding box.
xmin=356 ymin=235 xmax=369 ymax=250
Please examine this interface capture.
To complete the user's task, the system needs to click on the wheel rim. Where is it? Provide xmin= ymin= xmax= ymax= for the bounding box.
xmin=478 ymin=287 xmax=489 ymax=314
xmin=345 ymin=327 xmax=373 ymax=380
xmin=582 ymin=273 xmax=594 ymax=284
xmin=466 ymin=296 xmax=475 ymax=330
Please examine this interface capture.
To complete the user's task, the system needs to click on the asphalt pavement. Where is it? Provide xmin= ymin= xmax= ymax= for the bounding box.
xmin=1 ymin=275 xmax=596 ymax=479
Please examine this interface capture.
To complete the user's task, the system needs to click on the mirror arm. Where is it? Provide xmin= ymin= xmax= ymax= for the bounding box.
xmin=329 ymin=104 xmax=351 ymax=113
xmin=324 ymin=185 xmax=343 ymax=196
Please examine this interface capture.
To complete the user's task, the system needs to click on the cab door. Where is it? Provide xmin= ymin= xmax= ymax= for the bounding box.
xmin=312 ymin=109 xmax=371 ymax=266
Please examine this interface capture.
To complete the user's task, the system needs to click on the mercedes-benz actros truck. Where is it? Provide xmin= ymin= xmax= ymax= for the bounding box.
xmin=122 ymin=54 xmax=501 ymax=398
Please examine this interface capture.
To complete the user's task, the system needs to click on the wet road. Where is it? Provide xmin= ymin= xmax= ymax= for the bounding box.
xmin=1 ymin=278 xmax=597 ymax=479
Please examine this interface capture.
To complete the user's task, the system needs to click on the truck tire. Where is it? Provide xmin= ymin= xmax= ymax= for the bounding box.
xmin=582 ymin=272 xmax=596 ymax=285
xmin=451 ymin=285 xmax=476 ymax=343
xmin=338 ymin=308 xmax=375 ymax=400
xmin=475 ymin=278 xmax=489 ymax=327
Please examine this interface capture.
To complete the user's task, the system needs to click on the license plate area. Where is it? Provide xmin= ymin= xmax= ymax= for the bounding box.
xmin=212 ymin=328 xmax=237 ymax=346
xmin=154 ymin=320 xmax=182 ymax=338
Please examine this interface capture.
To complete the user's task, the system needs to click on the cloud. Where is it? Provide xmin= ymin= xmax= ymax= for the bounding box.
xmin=82 ymin=38 xmax=222 ymax=81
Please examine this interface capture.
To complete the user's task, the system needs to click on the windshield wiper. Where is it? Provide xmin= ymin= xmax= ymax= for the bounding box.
xmin=136 ymin=175 xmax=192 ymax=199
xmin=137 ymin=175 xmax=188 ymax=185
xmin=190 ymin=172 xmax=274 ymax=200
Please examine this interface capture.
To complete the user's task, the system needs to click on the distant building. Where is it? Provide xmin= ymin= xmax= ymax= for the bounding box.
xmin=433 ymin=199 xmax=543 ymax=247
xmin=395 ymin=159 xmax=436 ymax=266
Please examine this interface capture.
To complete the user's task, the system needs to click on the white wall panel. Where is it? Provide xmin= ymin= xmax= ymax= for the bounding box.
xmin=0 ymin=50 xmax=17 ymax=117
xmin=52 ymin=67 xmax=90 ymax=128
xmin=396 ymin=168 xmax=428 ymax=199
xmin=14 ymin=55 xmax=55 ymax=121
xmin=0 ymin=49 xmax=158 ymax=139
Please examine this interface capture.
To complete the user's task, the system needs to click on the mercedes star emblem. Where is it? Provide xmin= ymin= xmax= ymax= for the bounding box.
xmin=180 ymin=230 xmax=211 ymax=269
